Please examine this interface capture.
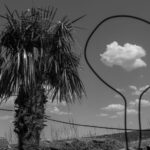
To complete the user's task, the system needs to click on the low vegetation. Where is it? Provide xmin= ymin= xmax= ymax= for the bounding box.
xmin=38 ymin=128 xmax=150 ymax=150
xmin=39 ymin=138 xmax=124 ymax=150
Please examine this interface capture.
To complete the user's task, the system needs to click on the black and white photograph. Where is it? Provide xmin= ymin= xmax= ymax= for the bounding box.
xmin=0 ymin=0 xmax=149 ymax=149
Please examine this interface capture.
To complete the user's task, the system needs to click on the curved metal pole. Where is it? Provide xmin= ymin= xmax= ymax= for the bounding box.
xmin=138 ymin=86 xmax=150 ymax=149
xmin=84 ymin=15 xmax=150 ymax=150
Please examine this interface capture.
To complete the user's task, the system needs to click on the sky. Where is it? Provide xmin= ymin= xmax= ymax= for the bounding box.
xmin=0 ymin=0 xmax=150 ymax=143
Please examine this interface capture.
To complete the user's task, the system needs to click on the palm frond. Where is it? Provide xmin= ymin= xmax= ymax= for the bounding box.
xmin=68 ymin=15 xmax=86 ymax=25
xmin=0 ymin=8 xmax=42 ymax=96
xmin=45 ymin=18 xmax=85 ymax=103
xmin=0 ymin=6 xmax=85 ymax=102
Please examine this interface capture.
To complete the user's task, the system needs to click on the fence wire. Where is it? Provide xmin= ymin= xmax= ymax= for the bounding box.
xmin=0 ymin=107 xmax=150 ymax=132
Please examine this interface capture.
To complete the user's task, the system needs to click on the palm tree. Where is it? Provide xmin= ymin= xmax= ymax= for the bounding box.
xmin=0 ymin=7 xmax=85 ymax=150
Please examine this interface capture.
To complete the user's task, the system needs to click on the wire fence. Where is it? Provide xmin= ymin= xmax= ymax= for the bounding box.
xmin=1 ymin=107 xmax=150 ymax=132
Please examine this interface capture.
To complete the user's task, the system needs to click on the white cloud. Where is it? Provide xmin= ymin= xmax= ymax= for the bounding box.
xmin=129 ymin=85 xmax=137 ymax=91
xmin=129 ymin=99 xmax=150 ymax=107
xmin=129 ymin=85 xmax=150 ymax=96
xmin=51 ymin=106 xmax=60 ymax=113
xmin=98 ymin=113 xmax=109 ymax=117
xmin=100 ymin=41 xmax=147 ymax=71
xmin=101 ymin=103 xmax=138 ymax=118
xmin=117 ymin=108 xmax=138 ymax=116
xmin=46 ymin=97 xmax=71 ymax=116
xmin=47 ymin=100 xmax=67 ymax=106
xmin=127 ymin=108 xmax=138 ymax=114
xmin=46 ymin=98 xmax=70 ymax=115
xmin=48 ymin=106 xmax=72 ymax=115
xmin=110 ymin=115 xmax=117 ymax=119
xmin=101 ymin=104 xmax=124 ymax=111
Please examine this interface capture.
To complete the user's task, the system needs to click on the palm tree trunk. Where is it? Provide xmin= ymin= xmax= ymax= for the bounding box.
xmin=14 ymin=85 xmax=47 ymax=150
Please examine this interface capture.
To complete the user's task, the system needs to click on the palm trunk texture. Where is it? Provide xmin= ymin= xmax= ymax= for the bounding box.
xmin=14 ymin=86 xmax=47 ymax=150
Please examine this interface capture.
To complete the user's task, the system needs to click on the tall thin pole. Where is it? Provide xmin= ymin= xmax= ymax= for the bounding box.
xmin=138 ymin=86 xmax=150 ymax=149
xmin=84 ymin=15 xmax=150 ymax=150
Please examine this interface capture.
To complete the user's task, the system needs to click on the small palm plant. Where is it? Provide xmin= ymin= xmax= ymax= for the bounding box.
xmin=0 ymin=6 xmax=85 ymax=150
